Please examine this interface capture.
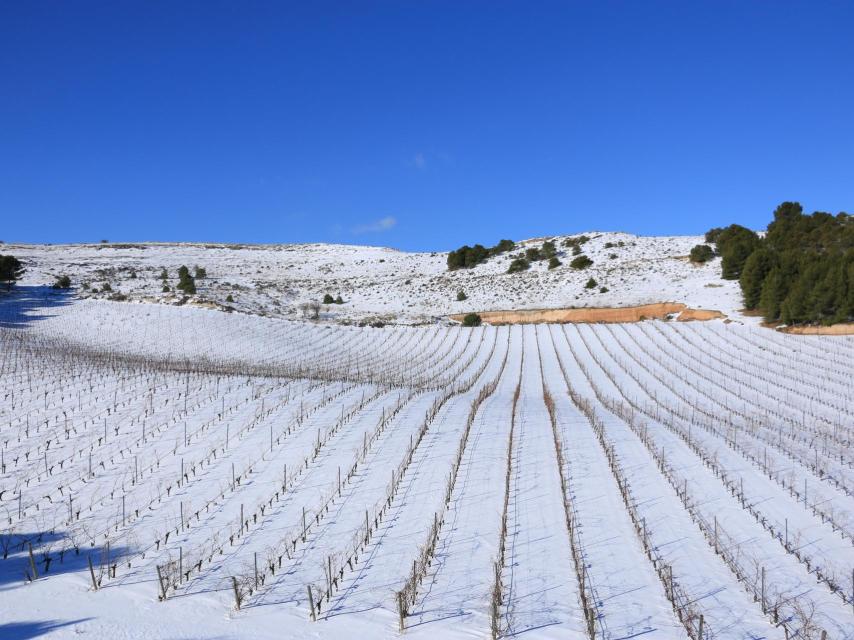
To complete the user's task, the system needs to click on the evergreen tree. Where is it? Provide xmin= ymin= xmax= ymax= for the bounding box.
xmin=739 ymin=249 xmax=775 ymax=309
xmin=0 ymin=255 xmax=24 ymax=290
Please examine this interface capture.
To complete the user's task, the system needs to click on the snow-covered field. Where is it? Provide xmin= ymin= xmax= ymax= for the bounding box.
xmin=1 ymin=241 xmax=852 ymax=640
xmin=2 ymin=232 xmax=745 ymax=325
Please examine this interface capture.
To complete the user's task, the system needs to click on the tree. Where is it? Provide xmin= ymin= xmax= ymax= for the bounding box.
xmin=323 ymin=293 xmax=335 ymax=304
xmin=570 ymin=255 xmax=593 ymax=269
xmin=704 ymin=227 xmax=726 ymax=244
xmin=548 ymin=257 xmax=562 ymax=270
xmin=585 ymin=277 xmax=598 ymax=289
xmin=462 ymin=313 xmax=482 ymax=327
xmin=176 ymin=266 xmax=196 ymax=294
xmin=194 ymin=266 xmax=207 ymax=279
xmin=716 ymin=225 xmax=760 ymax=279
xmin=52 ymin=275 xmax=72 ymax=289
xmin=739 ymin=249 xmax=775 ymax=309
xmin=335 ymin=295 xmax=344 ymax=304
xmin=159 ymin=268 xmax=168 ymax=280
xmin=0 ymin=255 xmax=24 ymax=290
xmin=689 ymin=244 xmax=714 ymax=263
xmin=456 ymin=290 xmax=467 ymax=301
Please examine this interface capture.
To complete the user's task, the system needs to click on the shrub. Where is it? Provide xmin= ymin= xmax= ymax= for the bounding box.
xmin=162 ymin=285 xmax=170 ymax=293
xmin=572 ymin=245 xmax=582 ymax=256
xmin=447 ymin=244 xmax=489 ymax=270
xmin=101 ymin=282 xmax=112 ymax=292
xmin=490 ymin=239 xmax=515 ymax=255
xmin=609 ymin=253 xmax=618 ymax=259
xmin=462 ymin=313 xmax=482 ymax=327
xmin=689 ymin=244 xmax=714 ymax=263
xmin=457 ymin=290 xmax=467 ymax=301
xmin=570 ymin=255 xmax=593 ymax=269
xmin=507 ymin=258 xmax=530 ymax=273
xmin=525 ymin=247 xmax=542 ymax=262
xmin=548 ymin=257 xmax=561 ymax=270
xmin=335 ymin=295 xmax=344 ymax=304
xmin=52 ymin=275 xmax=72 ymax=289
xmin=194 ymin=266 xmax=207 ymax=279
xmin=585 ymin=277 xmax=598 ymax=289
xmin=542 ymin=240 xmax=557 ymax=259
xmin=159 ymin=268 xmax=168 ymax=280
xmin=323 ymin=293 xmax=335 ymax=304
xmin=604 ymin=242 xmax=615 ymax=249
xmin=599 ymin=286 xmax=609 ymax=293
xmin=226 ymin=294 xmax=234 ymax=303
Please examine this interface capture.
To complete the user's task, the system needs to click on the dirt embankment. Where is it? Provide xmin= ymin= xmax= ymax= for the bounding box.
xmin=450 ymin=302 xmax=725 ymax=325
xmin=777 ymin=323 xmax=854 ymax=336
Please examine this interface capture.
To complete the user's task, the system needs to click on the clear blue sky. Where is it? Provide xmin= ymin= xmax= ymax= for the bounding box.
xmin=2 ymin=2 xmax=852 ymax=250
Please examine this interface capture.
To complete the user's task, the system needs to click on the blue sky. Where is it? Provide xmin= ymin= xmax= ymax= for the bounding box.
xmin=2 ymin=1 xmax=852 ymax=251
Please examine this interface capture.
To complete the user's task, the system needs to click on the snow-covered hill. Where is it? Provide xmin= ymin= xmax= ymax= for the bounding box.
xmin=3 ymin=232 xmax=745 ymax=324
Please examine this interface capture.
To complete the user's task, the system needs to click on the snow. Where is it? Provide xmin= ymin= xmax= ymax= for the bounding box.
xmin=2 ymin=243 xmax=853 ymax=640
xmin=2 ymin=232 xmax=746 ymax=326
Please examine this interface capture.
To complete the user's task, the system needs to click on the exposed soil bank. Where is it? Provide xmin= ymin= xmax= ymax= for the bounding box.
xmin=778 ymin=323 xmax=854 ymax=335
xmin=450 ymin=302 xmax=725 ymax=325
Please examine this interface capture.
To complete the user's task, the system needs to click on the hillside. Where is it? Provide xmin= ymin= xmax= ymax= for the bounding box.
xmin=3 ymin=232 xmax=744 ymax=325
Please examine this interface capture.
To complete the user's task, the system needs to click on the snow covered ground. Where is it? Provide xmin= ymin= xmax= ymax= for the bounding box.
xmin=1 ymin=242 xmax=852 ymax=640
xmin=2 ymin=232 xmax=745 ymax=325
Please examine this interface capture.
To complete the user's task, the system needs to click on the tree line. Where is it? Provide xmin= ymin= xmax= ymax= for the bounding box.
xmin=711 ymin=202 xmax=853 ymax=325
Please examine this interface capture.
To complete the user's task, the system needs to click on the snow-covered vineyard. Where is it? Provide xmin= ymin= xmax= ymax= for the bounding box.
xmin=2 ymin=301 xmax=854 ymax=639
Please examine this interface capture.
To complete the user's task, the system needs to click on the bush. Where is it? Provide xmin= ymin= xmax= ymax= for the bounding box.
xmin=570 ymin=255 xmax=593 ymax=269
xmin=159 ymin=268 xmax=168 ymax=280
xmin=599 ymin=286 xmax=609 ymax=293
xmin=52 ymin=275 xmax=72 ymax=289
xmin=226 ymin=294 xmax=234 ymax=303
xmin=604 ymin=242 xmax=615 ymax=249
xmin=457 ymin=290 xmax=467 ymax=301
xmin=507 ymin=258 xmax=530 ymax=273
xmin=194 ymin=266 xmax=207 ymax=279
xmin=448 ymin=239 xmax=515 ymax=270
xmin=689 ymin=244 xmax=714 ymax=263
xmin=323 ymin=293 xmax=335 ymax=304
xmin=101 ymin=282 xmax=112 ymax=292
xmin=525 ymin=247 xmax=542 ymax=262
xmin=447 ymin=244 xmax=489 ymax=270
xmin=462 ymin=313 xmax=482 ymax=327
xmin=491 ymin=239 xmax=515 ymax=254
xmin=542 ymin=240 xmax=557 ymax=259
xmin=585 ymin=277 xmax=598 ymax=289
xmin=572 ymin=245 xmax=582 ymax=256
xmin=548 ymin=257 xmax=562 ymax=270
xmin=162 ymin=285 xmax=170 ymax=293
xmin=335 ymin=295 xmax=344 ymax=304
xmin=609 ymin=253 xmax=618 ymax=260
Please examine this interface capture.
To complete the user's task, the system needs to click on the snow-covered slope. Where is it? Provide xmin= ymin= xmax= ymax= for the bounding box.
xmin=3 ymin=232 xmax=744 ymax=324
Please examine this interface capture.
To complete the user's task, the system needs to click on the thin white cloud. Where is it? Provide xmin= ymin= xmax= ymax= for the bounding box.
xmin=351 ymin=216 xmax=397 ymax=235
xmin=412 ymin=153 xmax=426 ymax=169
